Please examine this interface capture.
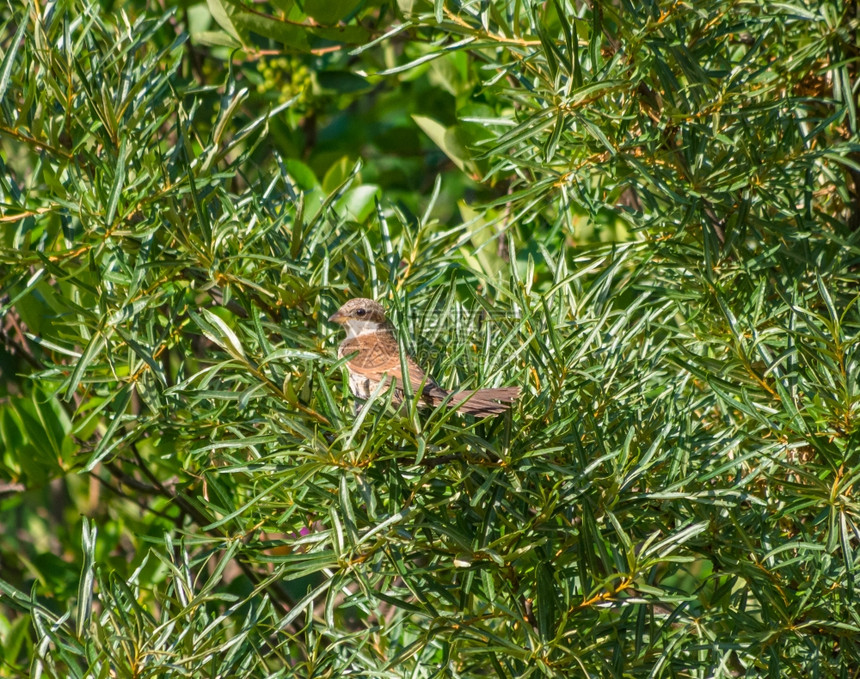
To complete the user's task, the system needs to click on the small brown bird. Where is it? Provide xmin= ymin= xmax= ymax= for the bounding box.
xmin=329 ymin=298 xmax=520 ymax=417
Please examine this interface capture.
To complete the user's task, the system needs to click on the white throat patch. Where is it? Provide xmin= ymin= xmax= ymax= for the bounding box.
xmin=343 ymin=319 xmax=383 ymax=339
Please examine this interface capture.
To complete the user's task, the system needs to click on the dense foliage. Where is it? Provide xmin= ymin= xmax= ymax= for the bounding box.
xmin=1 ymin=0 xmax=859 ymax=676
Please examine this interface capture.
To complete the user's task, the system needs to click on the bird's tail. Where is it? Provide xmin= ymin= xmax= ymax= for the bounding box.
xmin=442 ymin=387 xmax=521 ymax=417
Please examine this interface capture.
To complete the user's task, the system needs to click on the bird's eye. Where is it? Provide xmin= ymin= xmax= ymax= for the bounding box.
xmin=356 ymin=308 xmax=366 ymax=316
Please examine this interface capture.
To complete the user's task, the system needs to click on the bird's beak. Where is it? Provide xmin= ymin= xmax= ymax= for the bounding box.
xmin=328 ymin=311 xmax=346 ymax=324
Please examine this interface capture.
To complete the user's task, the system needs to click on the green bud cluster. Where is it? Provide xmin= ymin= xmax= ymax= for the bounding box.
xmin=255 ymin=55 xmax=312 ymax=107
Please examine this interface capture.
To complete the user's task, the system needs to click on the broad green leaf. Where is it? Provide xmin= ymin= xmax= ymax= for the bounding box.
xmin=412 ymin=115 xmax=470 ymax=173
xmin=303 ymin=0 xmax=362 ymax=25
xmin=231 ymin=11 xmax=309 ymax=51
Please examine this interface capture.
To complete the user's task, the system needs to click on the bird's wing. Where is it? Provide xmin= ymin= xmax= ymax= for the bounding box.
xmin=341 ymin=332 xmax=443 ymax=396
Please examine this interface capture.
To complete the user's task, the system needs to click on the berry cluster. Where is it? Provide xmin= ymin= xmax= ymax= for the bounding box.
xmin=255 ymin=56 xmax=311 ymax=107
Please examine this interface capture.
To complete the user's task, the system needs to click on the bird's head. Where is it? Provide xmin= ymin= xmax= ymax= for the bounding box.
xmin=328 ymin=298 xmax=389 ymax=337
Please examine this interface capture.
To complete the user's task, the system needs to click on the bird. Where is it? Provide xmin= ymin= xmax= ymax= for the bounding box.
xmin=328 ymin=298 xmax=520 ymax=417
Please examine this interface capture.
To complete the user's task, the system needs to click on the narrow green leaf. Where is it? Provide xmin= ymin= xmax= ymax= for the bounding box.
xmin=75 ymin=519 xmax=97 ymax=638
xmin=84 ymin=384 xmax=134 ymax=471
xmin=536 ymin=561 xmax=555 ymax=641
xmin=105 ymin=136 xmax=129 ymax=227
xmin=64 ymin=333 xmax=106 ymax=402
xmin=544 ymin=108 xmax=564 ymax=163
xmin=0 ymin=8 xmax=29 ymax=116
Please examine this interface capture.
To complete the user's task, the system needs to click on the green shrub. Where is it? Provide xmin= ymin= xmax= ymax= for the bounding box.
xmin=1 ymin=0 xmax=859 ymax=676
